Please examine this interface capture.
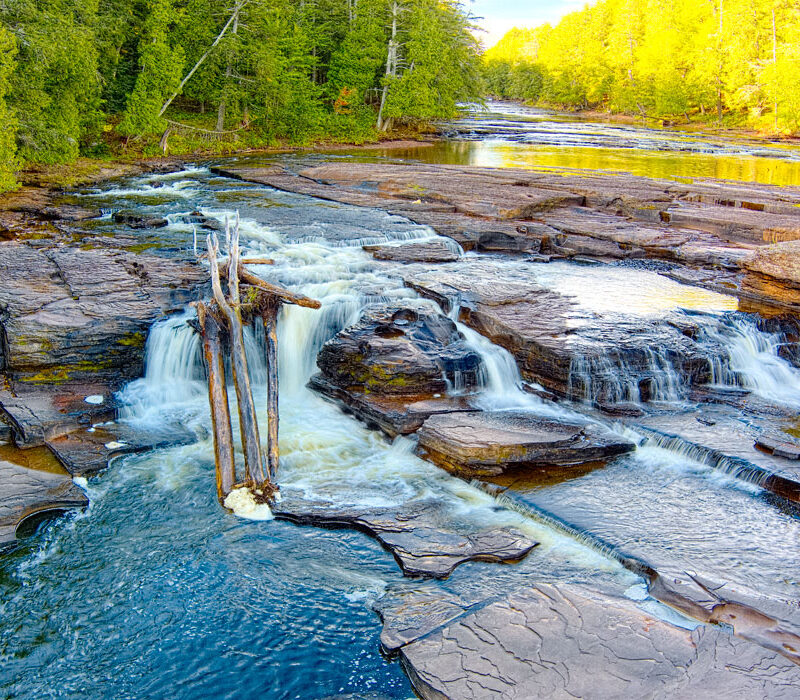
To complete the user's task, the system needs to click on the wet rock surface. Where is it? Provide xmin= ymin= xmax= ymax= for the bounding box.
xmin=216 ymin=160 xmax=800 ymax=311
xmin=316 ymin=304 xmax=482 ymax=396
xmin=403 ymin=258 xmax=712 ymax=404
xmin=0 ymin=459 xmax=88 ymax=549
xmin=417 ymin=411 xmax=634 ymax=476
xmin=0 ymin=163 xmax=207 ymax=554
xmin=0 ymin=243 xmax=207 ymax=386
xmin=363 ymin=239 xmax=460 ymax=263
xmin=380 ymin=583 xmax=800 ymax=700
xmin=273 ymin=491 xmax=537 ymax=578
xmin=308 ymin=375 xmax=477 ymax=437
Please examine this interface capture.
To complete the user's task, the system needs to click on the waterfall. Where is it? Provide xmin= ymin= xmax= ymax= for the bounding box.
xmin=117 ymin=312 xmax=206 ymax=426
xmin=278 ymin=297 xmax=363 ymax=396
xmin=702 ymin=316 xmax=800 ymax=408
xmin=568 ymin=350 xmax=684 ymax=406
xmin=117 ymin=311 xmax=268 ymax=434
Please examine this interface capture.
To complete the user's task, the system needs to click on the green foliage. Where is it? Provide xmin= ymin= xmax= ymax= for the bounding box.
xmin=2 ymin=0 xmax=101 ymax=163
xmin=383 ymin=0 xmax=482 ymax=124
xmin=0 ymin=25 xmax=19 ymax=191
xmin=0 ymin=0 xmax=482 ymax=168
xmin=483 ymin=0 xmax=800 ymax=134
xmin=119 ymin=0 xmax=184 ymax=136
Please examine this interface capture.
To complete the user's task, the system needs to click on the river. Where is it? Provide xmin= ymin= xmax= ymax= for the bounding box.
xmin=1 ymin=104 xmax=799 ymax=698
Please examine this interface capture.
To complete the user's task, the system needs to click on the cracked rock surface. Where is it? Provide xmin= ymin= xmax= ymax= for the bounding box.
xmin=0 ymin=459 xmax=87 ymax=549
xmin=381 ymin=583 xmax=800 ymax=700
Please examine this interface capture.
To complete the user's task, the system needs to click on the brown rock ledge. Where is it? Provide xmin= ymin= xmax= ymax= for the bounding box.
xmin=0 ymin=459 xmax=88 ymax=549
xmin=416 ymin=411 xmax=635 ymax=476
xmin=273 ymin=492 xmax=537 ymax=578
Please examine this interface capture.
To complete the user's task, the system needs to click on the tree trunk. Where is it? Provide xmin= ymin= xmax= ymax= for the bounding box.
xmin=377 ymin=0 xmax=399 ymax=132
xmin=207 ymin=229 xmax=267 ymax=487
xmin=159 ymin=0 xmax=247 ymax=117
xmin=263 ymin=300 xmax=281 ymax=480
xmin=197 ymin=302 xmax=236 ymax=503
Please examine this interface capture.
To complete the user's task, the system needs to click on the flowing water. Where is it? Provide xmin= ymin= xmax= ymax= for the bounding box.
xmin=334 ymin=101 xmax=800 ymax=186
xmin=3 ymin=112 xmax=800 ymax=697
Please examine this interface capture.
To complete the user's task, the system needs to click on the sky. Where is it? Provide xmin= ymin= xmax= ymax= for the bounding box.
xmin=468 ymin=0 xmax=588 ymax=49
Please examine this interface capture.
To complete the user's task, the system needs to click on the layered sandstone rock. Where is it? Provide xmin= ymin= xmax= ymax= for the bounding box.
xmin=416 ymin=411 xmax=634 ymax=476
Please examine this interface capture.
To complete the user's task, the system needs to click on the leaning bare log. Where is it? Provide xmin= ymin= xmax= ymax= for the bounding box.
xmin=262 ymin=299 xmax=280 ymax=481
xmin=208 ymin=229 xmax=268 ymax=488
xmin=197 ymin=302 xmax=236 ymax=502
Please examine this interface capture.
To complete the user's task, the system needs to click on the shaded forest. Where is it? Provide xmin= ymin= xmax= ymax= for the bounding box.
xmin=0 ymin=0 xmax=481 ymax=191
xmin=483 ymin=0 xmax=800 ymax=135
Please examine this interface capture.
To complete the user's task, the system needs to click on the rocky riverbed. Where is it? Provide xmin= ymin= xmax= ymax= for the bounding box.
xmin=2 ymin=151 xmax=800 ymax=698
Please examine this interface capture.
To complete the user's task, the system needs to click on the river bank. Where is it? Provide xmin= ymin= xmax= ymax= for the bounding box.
xmin=3 ymin=127 xmax=800 ymax=696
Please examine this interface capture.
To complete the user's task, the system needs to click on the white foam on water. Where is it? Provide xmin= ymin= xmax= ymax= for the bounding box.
xmin=224 ymin=487 xmax=275 ymax=521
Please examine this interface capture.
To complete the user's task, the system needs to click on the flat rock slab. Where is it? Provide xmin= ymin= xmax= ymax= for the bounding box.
xmin=309 ymin=375 xmax=478 ymax=437
xmin=417 ymin=411 xmax=634 ymax=476
xmin=213 ymin=161 xmax=800 ymax=310
xmin=46 ymin=422 xmax=197 ymax=476
xmin=0 ymin=459 xmax=87 ymax=548
xmin=273 ymin=494 xmax=537 ymax=578
xmin=390 ymin=583 xmax=800 ymax=699
xmin=363 ymin=239 xmax=460 ymax=263
xmin=0 ymin=383 xmax=115 ymax=448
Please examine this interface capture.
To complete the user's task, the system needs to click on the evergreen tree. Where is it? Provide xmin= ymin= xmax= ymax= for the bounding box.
xmin=1 ymin=0 xmax=101 ymax=163
xmin=119 ymin=0 xmax=184 ymax=136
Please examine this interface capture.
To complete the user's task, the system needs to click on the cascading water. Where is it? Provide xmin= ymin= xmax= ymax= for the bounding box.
xmin=701 ymin=314 xmax=800 ymax=408
xmin=116 ymin=312 xmax=207 ymax=431
xmin=4 ymin=164 xmax=800 ymax=698
xmin=567 ymin=349 xmax=685 ymax=406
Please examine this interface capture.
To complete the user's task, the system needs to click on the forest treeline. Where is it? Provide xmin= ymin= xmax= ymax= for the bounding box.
xmin=483 ymin=0 xmax=800 ymax=135
xmin=0 ymin=0 xmax=481 ymax=191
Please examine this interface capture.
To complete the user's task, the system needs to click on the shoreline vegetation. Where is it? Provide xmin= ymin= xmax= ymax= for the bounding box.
xmin=0 ymin=0 xmax=481 ymax=194
xmin=3 ymin=0 xmax=799 ymax=195
xmin=483 ymin=0 xmax=800 ymax=139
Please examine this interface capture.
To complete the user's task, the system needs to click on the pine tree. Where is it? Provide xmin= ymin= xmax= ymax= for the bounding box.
xmin=119 ymin=0 xmax=184 ymax=136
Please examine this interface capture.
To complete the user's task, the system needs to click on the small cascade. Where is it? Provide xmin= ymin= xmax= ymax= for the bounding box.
xmin=469 ymin=479 xmax=654 ymax=578
xmin=117 ymin=312 xmax=206 ymax=427
xmin=701 ymin=315 xmax=800 ymax=408
xmin=278 ymin=297 xmax=363 ymax=395
xmin=567 ymin=350 xmax=685 ymax=406
xmin=632 ymin=426 xmax=774 ymax=491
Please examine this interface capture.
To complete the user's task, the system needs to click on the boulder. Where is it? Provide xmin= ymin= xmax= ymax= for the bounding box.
xmin=416 ymin=411 xmax=634 ymax=476
xmin=316 ymin=305 xmax=482 ymax=397
xmin=112 ymin=210 xmax=169 ymax=229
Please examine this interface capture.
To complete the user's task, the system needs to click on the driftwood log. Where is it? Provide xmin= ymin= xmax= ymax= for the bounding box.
xmin=199 ymin=215 xmax=320 ymax=505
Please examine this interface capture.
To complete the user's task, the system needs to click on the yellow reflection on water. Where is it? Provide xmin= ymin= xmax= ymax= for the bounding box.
xmin=532 ymin=263 xmax=740 ymax=316
xmin=378 ymin=141 xmax=800 ymax=187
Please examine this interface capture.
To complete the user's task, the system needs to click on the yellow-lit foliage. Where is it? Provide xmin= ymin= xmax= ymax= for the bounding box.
xmin=483 ymin=0 xmax=800 ymax=134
